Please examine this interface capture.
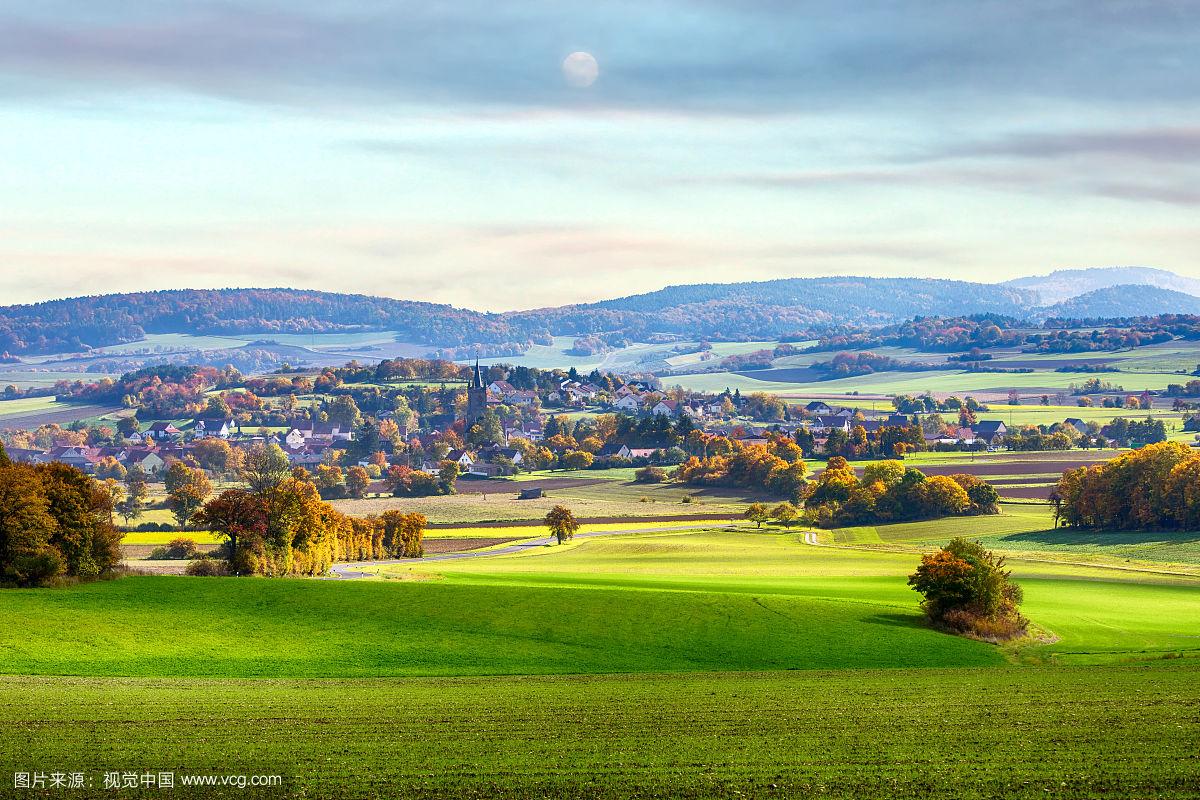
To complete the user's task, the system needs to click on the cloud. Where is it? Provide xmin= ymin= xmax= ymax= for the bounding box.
xmin=1 ymin=2 xmax=1199 ymax=115
xmin=931 ymin=128 xmax=1200 ymax=164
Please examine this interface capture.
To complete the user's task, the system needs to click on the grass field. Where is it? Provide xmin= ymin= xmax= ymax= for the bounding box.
xmin=332 ymin=479 xmax=763 ymax=523
xmin=5 ymin=511 xmax=1200 ymax=797
xmin=5 ymin=664 xmax=1197 ymax=799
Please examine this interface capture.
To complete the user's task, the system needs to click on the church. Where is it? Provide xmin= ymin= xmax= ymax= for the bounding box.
xmin=465 ymin=361 xmax=487 ymax=426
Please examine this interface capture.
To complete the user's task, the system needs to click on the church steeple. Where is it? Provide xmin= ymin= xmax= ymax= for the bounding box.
xmin=465 ymin=360 xmax=487 ymax=425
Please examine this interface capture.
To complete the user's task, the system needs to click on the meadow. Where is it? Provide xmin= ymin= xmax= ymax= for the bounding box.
xmin=7 ymin=507 xmax=1200 ymax=797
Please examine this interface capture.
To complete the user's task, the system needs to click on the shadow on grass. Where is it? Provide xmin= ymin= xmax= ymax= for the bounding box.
xmin=999 ymin=528 xmax=1200 ymax=548
xmin=863 ymin=613 xmax=925 ymax=629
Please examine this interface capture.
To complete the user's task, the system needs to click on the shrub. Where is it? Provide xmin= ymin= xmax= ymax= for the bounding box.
xmin=634 ymin=466 xmax=667 ymax=484
xmin=908 ymin=538 xmax=1026 ymax=641
xmin=9 ymin=549 xmax=64 ymax=588
xmin=185 ymin=559 xmax=229 ymax=577
xmin=164 ymin=537 xmax=199 ymax=559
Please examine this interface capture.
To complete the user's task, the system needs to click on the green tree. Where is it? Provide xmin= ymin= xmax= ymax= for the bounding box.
xmin=544 ymin=505 xmax=579 ymax=545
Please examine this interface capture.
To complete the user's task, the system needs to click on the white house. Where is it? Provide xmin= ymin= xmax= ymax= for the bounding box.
xmin=651 ymin=399 xmax=679 ymax=417
xmin=613 ymin=395 xmax=642 ymax=413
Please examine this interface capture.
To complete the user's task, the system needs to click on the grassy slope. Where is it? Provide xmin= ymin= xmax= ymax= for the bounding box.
xmin=6 ymin=524 xmax=1200 ymax=798
xmin=17 ymin=525 xmax=1200 ymax=678
xmin=5 ymin=665 xmax=1198 ymax=799
xmin=0 ymin=568 xmax=1000 ymax=678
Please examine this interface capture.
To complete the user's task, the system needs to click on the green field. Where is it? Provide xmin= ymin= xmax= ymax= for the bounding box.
xmin=9 ymin=503 xmax=1200 ymax=796
xmin=5 ymin=665 xmax=1197 ymax=799
xmin=332 ymin=478 xmax=763 ymax=523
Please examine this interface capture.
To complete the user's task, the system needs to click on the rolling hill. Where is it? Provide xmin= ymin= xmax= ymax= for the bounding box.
xmin=1042 ymin=285 xmax=1200 ymax=319
xmin=1004 ymin=267 xmax=1200 ymax=305
xmin=3 ymin=268 xmax=1200 ymax=358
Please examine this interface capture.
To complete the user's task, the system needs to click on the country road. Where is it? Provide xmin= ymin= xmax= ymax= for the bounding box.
xmin=326 ymin=522 xmax=740 ymax=580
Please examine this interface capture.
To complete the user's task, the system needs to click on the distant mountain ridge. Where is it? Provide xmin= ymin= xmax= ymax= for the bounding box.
xmin=1003 ymin=267 xmax=1200 ymax=305
xmin=1 ymin=268 xmax=1198 ymax=357
xmin=1042 ymin=285 xmax=1200 ymax=319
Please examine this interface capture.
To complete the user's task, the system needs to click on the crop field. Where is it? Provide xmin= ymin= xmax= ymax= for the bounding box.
xmin=0 ymin=399 xmax=125 ymax=429
xmin=4 ymin=665 xmax=1198 ymax=799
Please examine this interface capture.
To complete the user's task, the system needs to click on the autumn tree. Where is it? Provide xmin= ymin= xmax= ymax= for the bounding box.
xmin=770 ymin=502 xmax=798 ymax=527
xmin=744 ymin=502 xmax=770 ymax=528
xmin=345 ymin=466 xmax=371 ymax=499
xmin=165 ymin=463 xmax=213 ymax=528
xmin=908 ymin=538 xmax=1026 ymax=640
xmin=544 ymin=505 xmax=579 ymax=544
xmin=0 ymin=452 xmax=122 ymax=586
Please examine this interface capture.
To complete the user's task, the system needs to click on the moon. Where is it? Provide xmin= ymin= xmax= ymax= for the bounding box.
xmin=562 ymin=51 xmax=599 ymax=88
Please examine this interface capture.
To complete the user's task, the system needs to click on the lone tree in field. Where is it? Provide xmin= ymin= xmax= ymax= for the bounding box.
xmin=770 ymin=502 xmax=798 ymax=528
xmin=744 ymin=503 xmax=770 ymax=528
xmin=544 ymin=505 xmax=579 ymax=545
xmin=908 ymin=538 xmax=1026 ymax=641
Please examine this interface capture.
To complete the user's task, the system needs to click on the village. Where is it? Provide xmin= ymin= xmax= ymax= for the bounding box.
xmin=0 ymin=356 xmax=1165 ymax=496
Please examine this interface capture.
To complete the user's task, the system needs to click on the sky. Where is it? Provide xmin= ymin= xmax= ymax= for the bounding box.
xmin=1 ymin=1 xmax=1198 ymax=311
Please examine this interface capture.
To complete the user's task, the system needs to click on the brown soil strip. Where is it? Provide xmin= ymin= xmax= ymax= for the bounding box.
xmin=427 ymin=512 xmax=740 ymax=529
xmin=424 ymin=537 xmax=522 ymax=554
xmin=454 ymin=477 xmax=607 ymax=494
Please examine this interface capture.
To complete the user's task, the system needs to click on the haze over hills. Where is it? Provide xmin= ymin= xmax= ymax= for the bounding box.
xmin=1003 ymin=267 xmax=1200 ymax=306
xmin=1042 ymin=285 xmax=1200 ymax=320
xmin=1 ymin=268 xmax=1199 ymax=358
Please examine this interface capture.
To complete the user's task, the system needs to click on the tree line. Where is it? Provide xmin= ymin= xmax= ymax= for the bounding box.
xmin=0 ymin=443 xmax=122 ymax=587
xmin=1052 ymin=441 xmax=1200 ymax=530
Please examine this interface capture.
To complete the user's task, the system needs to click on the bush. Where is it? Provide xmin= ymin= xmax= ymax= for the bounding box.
xmin=908 ymin=538 xmax=1026 ymax=641
xmin=185 ymin=559 xmax=229 ymax=577
xmin=165 ymin=537 xmax=199 ymax=559
xmin=634 ymin=466 xmax=667 ymax=484
xmin=9 ymin=549 xmax=64 ymax=588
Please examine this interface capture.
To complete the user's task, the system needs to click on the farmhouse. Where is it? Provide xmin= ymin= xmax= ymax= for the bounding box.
xmin=971 ymin=420 xmax=1008 ymax=446
xmin=805 ymin=401 xmax=833 ymax=414
xmin=144 ymin=421 xmax=181 ymax=441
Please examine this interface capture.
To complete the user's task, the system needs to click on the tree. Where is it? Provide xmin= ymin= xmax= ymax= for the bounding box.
xmin=381 ymin=510 xmax=426 ymax=558
xmin=116 ymin=477 xmax=148 ymax=525
xmin=345 ymin=466 xmax=371 ymax=499
xmin=770 ymin=502 xmax=798 ymax=527
xmin=191 ymin=437 xmax=235 ymax=474
xmin=0 ymin=458 xmax=121 ymax=586
xmin=560 ymin=450 xmax=594 ymax=470
xmin=544 ymin=505 xmax=579 ymax=545
xmin=744 ymin=502 xmax=770 ymax=528
xmin=242 ymin=443 xmax=291 ymax=494
xmin=908 ymin=538 xmax=1025 ymax=639
xmin=193 ymin=489 xmax=267 ymax=571
xmin=165 ymin=464 xmax=213 ymax=528
xmin=327 ymin=395 xmax=362 ymax=428
xmin=467 ymin=408 xmax=504 ymax=445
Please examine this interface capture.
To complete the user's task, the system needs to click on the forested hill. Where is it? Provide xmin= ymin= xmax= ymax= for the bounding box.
xmin=0 ymin=289 xmax=537 ymax=356
xmin=1004 ymin=267 xmax=1200 ymax=306
xmin=4 ymin=271 xmax=1200 ymax=357
xmin=582 ymin=277 xmax=1038 ymax=319
xmin=1041 ymin=285 xmax=1200 ymax=319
